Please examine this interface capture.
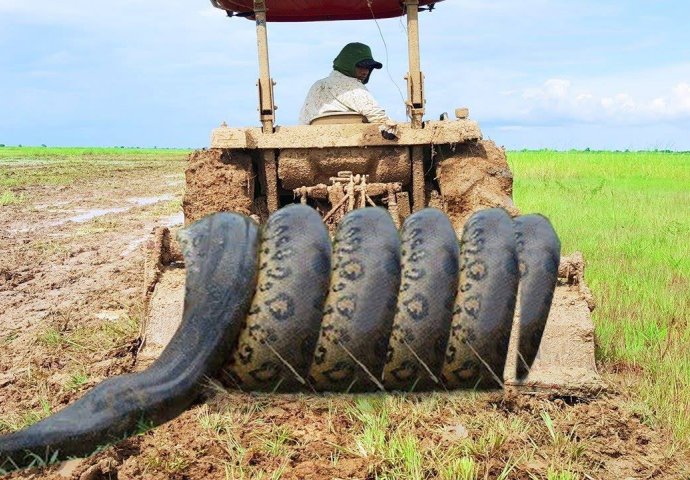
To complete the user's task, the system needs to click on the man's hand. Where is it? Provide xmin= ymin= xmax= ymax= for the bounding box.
xmin=379 ymin=120 xmax=399 ymax=140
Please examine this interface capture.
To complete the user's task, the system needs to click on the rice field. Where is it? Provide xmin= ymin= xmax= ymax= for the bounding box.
xmin=509 ymin=149 xmax=690 ymax=441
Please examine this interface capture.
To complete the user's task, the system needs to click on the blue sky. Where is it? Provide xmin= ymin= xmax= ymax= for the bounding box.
xmin=1 ymin=0 xmax=689 ymax=150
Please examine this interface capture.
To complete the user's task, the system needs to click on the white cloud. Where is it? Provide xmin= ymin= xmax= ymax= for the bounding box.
xmin=509 ymin=78 xmax=690 ymax=125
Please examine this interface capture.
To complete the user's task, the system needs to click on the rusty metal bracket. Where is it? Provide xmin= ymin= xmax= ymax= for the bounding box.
xmin=254 ymin=0 xmax=275 ymax=133
xmin=405 ymin=0 xmax=425 ymax=128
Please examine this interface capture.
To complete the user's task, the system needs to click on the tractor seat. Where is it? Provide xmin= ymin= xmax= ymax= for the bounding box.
xmin=309 ymin=112 xmax=368 ymax=125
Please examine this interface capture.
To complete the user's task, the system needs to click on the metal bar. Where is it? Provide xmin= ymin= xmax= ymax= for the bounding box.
xmin=347 ymin=176 xmax=355 ymax=211
xmin=323 ymin=194 xmax=351 ymax=223
xmin=254 ymin=0 xmax=275 ymax=133
xmin=405 ymin=0 xmax=425 ymax=129
xmin=359 ymin=176 xmax=367 ymax=208
xmin=411 ymin=146 xmax=425 ymax=212
xmin=387 ymin=184 xmax=400 ymax=229
xmin=261 ymin=150 xmax=279 ymax=213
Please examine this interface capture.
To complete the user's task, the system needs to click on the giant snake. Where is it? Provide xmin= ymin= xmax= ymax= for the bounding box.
xmin=0 ymin=206 xmax=559 ymax=470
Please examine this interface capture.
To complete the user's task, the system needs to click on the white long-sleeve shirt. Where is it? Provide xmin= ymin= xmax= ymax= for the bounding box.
xmin=299 ymin=70 xmax=391 ymax=125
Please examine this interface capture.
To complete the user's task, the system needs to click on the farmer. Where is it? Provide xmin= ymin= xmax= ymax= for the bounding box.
xmin=299 ymin=42 xmax=399 ymax=139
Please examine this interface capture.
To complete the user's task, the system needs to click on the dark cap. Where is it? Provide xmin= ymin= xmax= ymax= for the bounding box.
xmin=356 ymin=58 xmax=383 ymax=70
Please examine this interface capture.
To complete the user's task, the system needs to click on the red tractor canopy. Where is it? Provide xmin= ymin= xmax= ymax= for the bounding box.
xmin=212 ymin=0 xmax=442 ymax=22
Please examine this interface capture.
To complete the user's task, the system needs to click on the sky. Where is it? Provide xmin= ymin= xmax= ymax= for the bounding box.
xmin=1 ymin=0 xmax=689 ymax=150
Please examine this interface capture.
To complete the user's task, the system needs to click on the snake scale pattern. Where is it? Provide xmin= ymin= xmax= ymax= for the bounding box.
xmin=0 ymin=205 xmax=560 ymax=470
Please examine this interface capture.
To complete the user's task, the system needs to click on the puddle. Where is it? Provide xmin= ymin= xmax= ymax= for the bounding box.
xmin=66 ymin=207 xmax=130 ymax=224
xmin=34 ymin=200 xmax=72 ymax=211
xmin=47 ymin=196 xmax=177 ymax=227
xmin=126 ymin=195 xmax=174 ymax=207
xmin=162 ymin=212 xmax=184 ymax=228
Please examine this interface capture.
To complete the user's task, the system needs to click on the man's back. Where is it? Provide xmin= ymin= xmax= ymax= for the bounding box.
xmin=299 ymin=70 xmax=389 ymax=125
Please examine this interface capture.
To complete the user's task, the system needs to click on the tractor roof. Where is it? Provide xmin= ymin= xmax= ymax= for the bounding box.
xmin=213 ymin=0 xmax=442 ymax=22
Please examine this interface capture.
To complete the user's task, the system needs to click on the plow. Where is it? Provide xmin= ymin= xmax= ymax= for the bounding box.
xmin=1 ymin=0 xmax=602 ymax=471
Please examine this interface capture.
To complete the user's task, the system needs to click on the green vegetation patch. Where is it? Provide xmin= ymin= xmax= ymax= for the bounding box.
xmin=0 ymin=399 xmax=52 ymax=435
xmin=509 ymin=150 xmax=690 ymax=442
xmin=0 ymin=190 xmax=23 ymax=206
xmin=192 ymin=389 xmax=678 ymax=479
xmin=36 ymin=314 xmax=139 ymax=354
xmin=0 ymin=147 xmax=190 ymax=189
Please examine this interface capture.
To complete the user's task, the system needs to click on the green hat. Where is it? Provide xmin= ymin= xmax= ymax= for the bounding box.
xmin=333 ymin=42 xmax=383 ymax=84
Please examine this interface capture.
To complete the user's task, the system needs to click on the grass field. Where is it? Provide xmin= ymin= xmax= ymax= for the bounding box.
xmin=509 ymin=150 xmax=690 ymax=442
xmin=2 ymin=147 xmax=689 ymax=478
xmin=0 ymin=147 xmax=190 ymax=191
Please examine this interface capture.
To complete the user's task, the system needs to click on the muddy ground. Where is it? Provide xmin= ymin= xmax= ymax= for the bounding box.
xmin=1 ymin=156 xmax=689 ymax=479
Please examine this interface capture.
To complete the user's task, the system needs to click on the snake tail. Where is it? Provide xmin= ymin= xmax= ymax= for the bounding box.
xmin=0 ymin=213 xmax=259 ymax=470
xmin=513 ymin=214 xmax=560 ymax=380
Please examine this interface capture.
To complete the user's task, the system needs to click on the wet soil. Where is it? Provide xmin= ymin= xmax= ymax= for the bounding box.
xmin=1 ymin=160 xmax=689 ymax=479
xmin=183 ymin=149 xmax=255 ymax=224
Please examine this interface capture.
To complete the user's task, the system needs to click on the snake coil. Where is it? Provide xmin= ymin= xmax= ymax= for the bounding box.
xmin=0 ymin=206 xmax=559 ymax=470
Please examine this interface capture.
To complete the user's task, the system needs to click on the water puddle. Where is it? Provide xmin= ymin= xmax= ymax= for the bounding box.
xmin=162 ymin=212 xmax=184 ymax=228
xmin=48 ymin=195 xmax=176 ymax=227
xmin=66 ymin=207 xmax=130 ymax=224
xmin=33 ymin=200 xmax=72 ymax=211
xmin=126 ymin=195 xmax=174 ymax=207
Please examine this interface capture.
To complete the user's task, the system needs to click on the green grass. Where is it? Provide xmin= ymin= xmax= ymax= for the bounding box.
xmin=0 ymin=146 xmax=190 ymax=189
xmin=0 ymin=399 xmax=52 ymax=434
xmin=36 ymin=313 xmax=139 ymax=354
xmin=0 ymin=146 xmax=190 ymax=158
xmin=0 ymin=190 xmax=23 ymax=205
xmin=508 ymin=150 xmax=690 ymax=442
xmin=63 ymin=370 xmax=90 ymax=392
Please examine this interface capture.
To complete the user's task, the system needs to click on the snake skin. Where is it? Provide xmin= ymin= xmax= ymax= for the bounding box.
xmin=442 ymin=209 xmax=520 ymax=388
xmin=383 ymin=209 xmax=459 ymax=391
xmin=0 ymin=214 xmax=259 ymax=470
xmin=0 ymin=205 xmax=559 ymax=469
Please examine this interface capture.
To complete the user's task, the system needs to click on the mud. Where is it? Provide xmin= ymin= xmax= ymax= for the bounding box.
xmin=6 ymin=391 xmax=689 ymax=479
xmin=182 ymin=149 xmax=254 ymax=224
xmin=505 ymin=253 xmax=604 ymax=395
xmin=277 ymin=146 xmax=411 ymax=190
xmin=0 ymin=165 xmax=184 ymax=469
xmin=436 ymin=140 xmax=519 ymax=234
xmin=2 ymin=159 xmax=689 ymax=479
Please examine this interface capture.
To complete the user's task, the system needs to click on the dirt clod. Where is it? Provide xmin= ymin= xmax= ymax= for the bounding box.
xmin=183 ymin=149 xmax=254 ymax=224
xmin=435 ymin=140 xmax=519 ymax=234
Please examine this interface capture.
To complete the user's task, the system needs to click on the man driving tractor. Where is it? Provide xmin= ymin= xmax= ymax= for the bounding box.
xmin=299 ymin=42 xmax=399 ymax=138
